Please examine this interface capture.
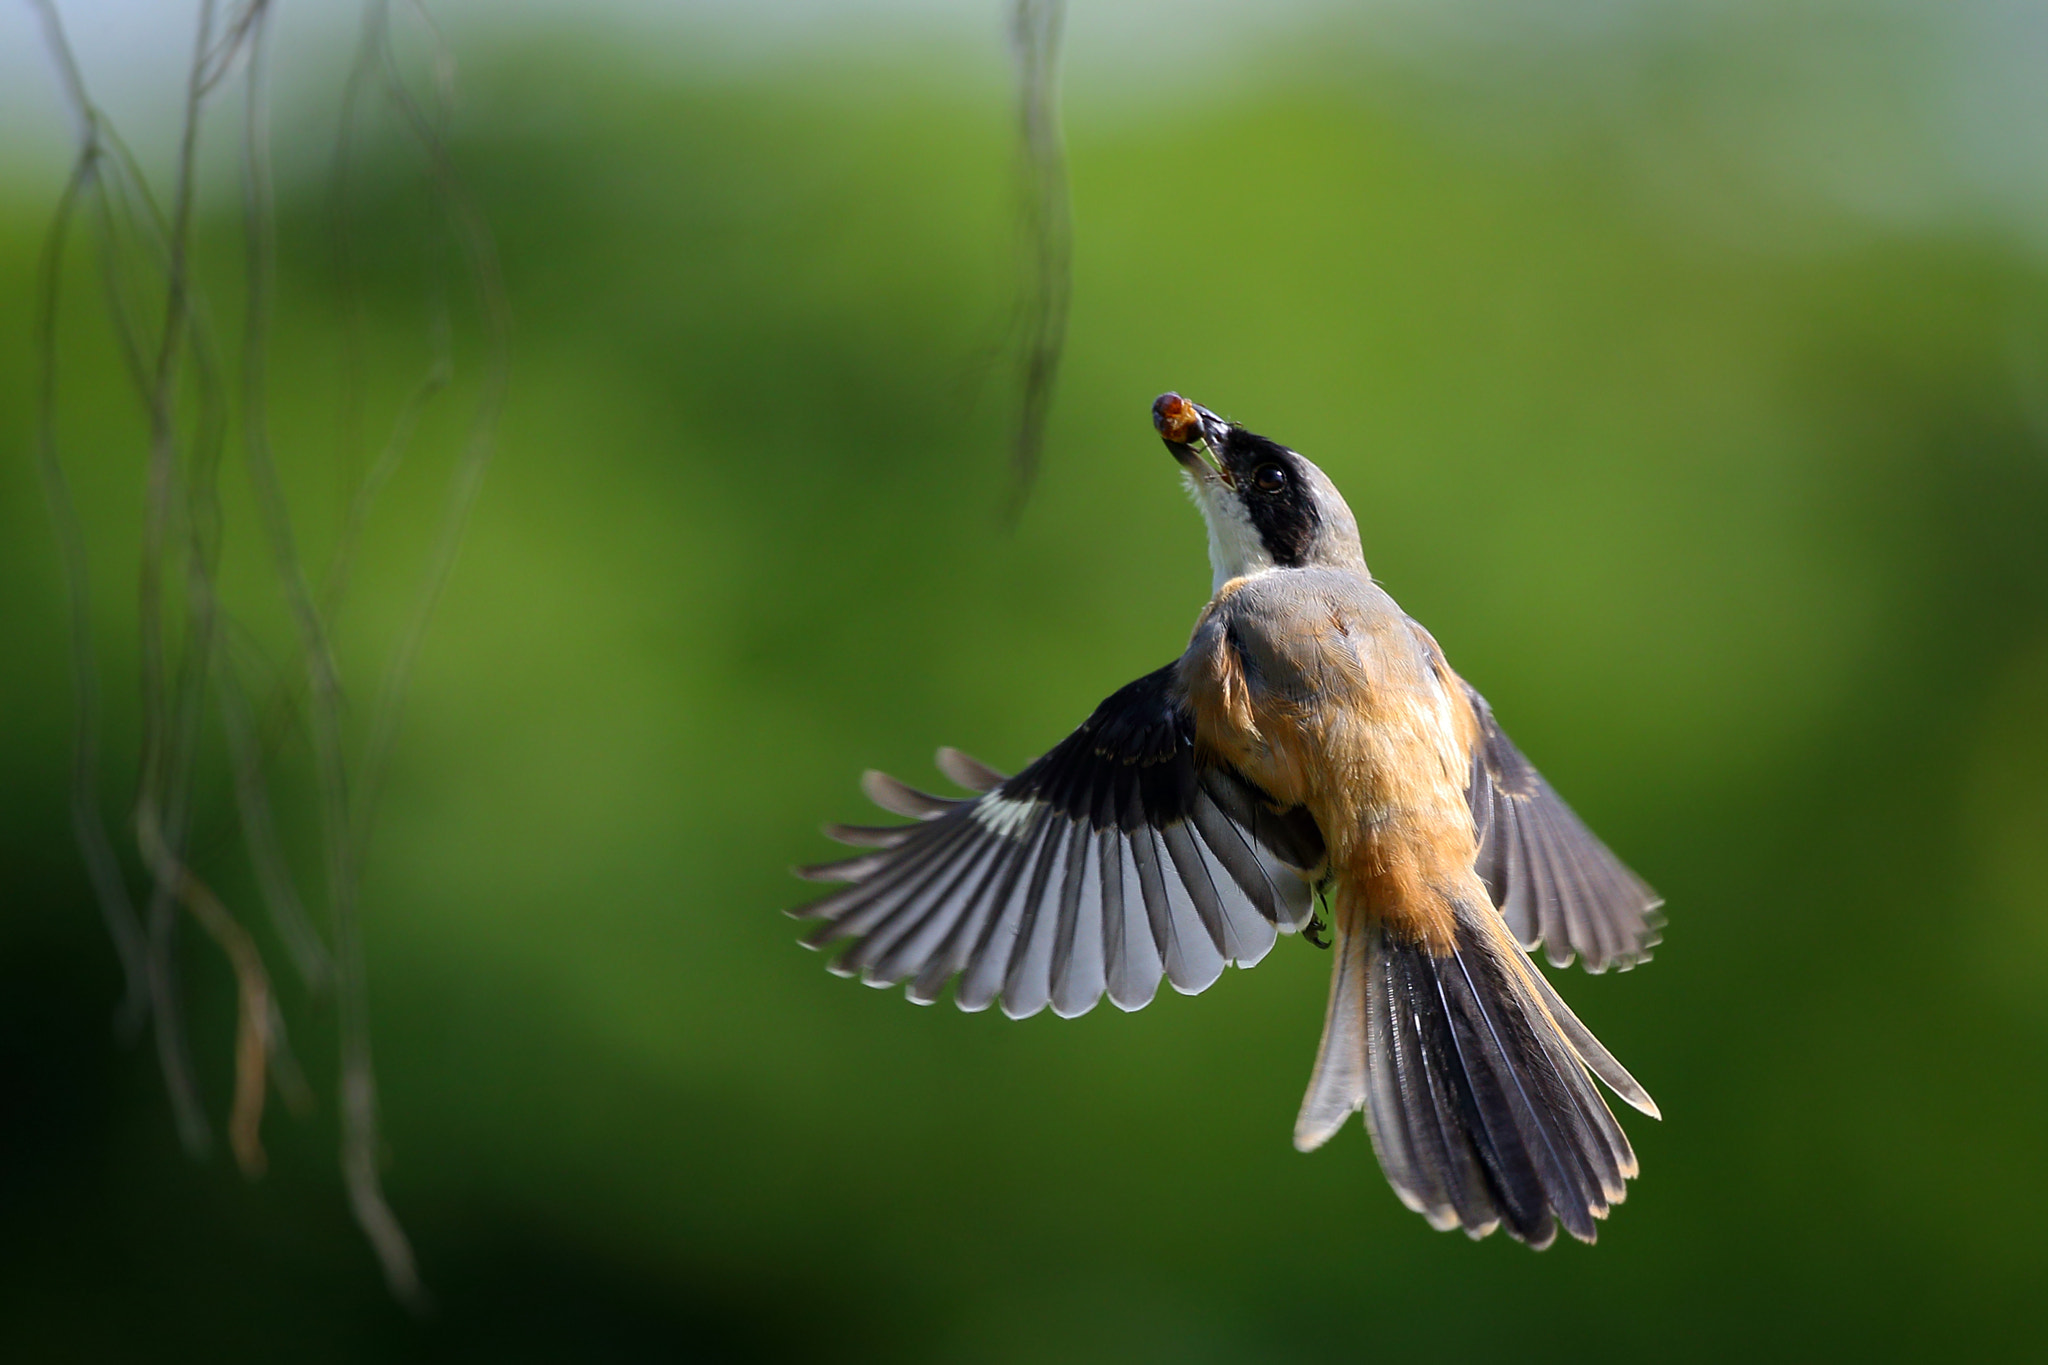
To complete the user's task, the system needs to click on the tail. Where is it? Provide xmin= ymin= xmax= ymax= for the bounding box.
xmin=1293 ymin=889 xmax=1659 ymax=1247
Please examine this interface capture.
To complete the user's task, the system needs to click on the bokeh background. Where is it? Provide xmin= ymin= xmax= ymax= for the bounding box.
xmin=5 ymin=2 xmax=2048 ymax=1360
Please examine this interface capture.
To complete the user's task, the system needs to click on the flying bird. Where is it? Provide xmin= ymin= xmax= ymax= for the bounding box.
xmin=791 ymin=394 xmax=1663 ymax=1247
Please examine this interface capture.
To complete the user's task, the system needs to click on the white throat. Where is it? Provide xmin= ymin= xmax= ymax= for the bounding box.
xmin=1186 ymin=470 xmax=1274 ymax=593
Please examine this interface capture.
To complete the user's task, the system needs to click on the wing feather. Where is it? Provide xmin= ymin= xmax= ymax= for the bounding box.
xmin=793 ymin=664 xmax=1324 ymax=1016
xmin=1453 ymin=673 xmax=1663 ymax=972
xmin=1102 ymin=827 xmax=1160 ymax=1012
xmin=1049 ymin=823 xmax=1107 ymax=1018
xmin=954 ymin=809 xmax=1059 ymax=1012
xmin=861 ymin=770 xmax=961 ymax=819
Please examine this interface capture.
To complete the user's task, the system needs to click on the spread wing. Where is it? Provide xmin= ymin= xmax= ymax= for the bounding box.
xmin=791 ymin=664 xmax=1327 ymax=1019
xmin=1458 ymin=681 xmax=1664 ymax=973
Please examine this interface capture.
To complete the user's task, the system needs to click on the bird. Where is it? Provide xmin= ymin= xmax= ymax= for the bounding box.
xmin=790 ymin=393 xmax=1663 ymax=1247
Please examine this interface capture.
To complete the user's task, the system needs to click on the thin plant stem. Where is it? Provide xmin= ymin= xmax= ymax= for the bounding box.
xmin=1004 ymin=0 xmax=1071 ymax=518
xmin=30 ymin=137 xmax=151 ymax=1039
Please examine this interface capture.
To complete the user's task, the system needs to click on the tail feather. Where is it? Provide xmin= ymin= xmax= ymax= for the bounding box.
xmin=1374 ymin=945 xmax=1500 ymax=1236
xmin=1293 ymin=917 xmax=1370 ymax=1150
xmin=1298 ymin=891 xmax=1654 ymax=1247
xmin=1434 ymin=940 xmax=1601 ymax=1245
xmin=1524 ymin=963 xmax=1660 ymax=1121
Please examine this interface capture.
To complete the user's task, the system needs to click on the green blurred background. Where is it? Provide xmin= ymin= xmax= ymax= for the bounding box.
xmin=5 ymin=2 xmax=2048 ymax=1360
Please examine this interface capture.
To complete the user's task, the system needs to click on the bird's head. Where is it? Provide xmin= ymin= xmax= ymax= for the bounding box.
xmin=1153 ymin=393 xmax=1365 ymax=592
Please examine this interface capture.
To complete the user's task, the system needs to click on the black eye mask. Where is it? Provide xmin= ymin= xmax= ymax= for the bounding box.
xmin=1220 ymin=427 xmax=1321 ymax=568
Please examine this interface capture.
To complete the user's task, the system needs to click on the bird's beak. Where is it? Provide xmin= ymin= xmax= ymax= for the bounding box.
xmin=1153 ymin=392 xmax=1233 ymax=488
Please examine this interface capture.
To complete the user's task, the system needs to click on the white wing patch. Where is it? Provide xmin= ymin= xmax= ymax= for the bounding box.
xmin=971 ymin=794 xmax=1042 ymax=839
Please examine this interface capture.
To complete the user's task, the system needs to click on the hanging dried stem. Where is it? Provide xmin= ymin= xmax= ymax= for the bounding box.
xmin=1004 ymin=0 xmax=1072 ymax=516
xmin=31 ymin=116 xmax=152 ymax=1047
xmin=31 ymin=0 xmax=503 ymax=1311
xmin=135 ymin=818 xmax=278 ymax=1176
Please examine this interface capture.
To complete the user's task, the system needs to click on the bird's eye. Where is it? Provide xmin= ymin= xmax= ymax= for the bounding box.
xmin=1253 ymin=463 xmax=1288 ymax=493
